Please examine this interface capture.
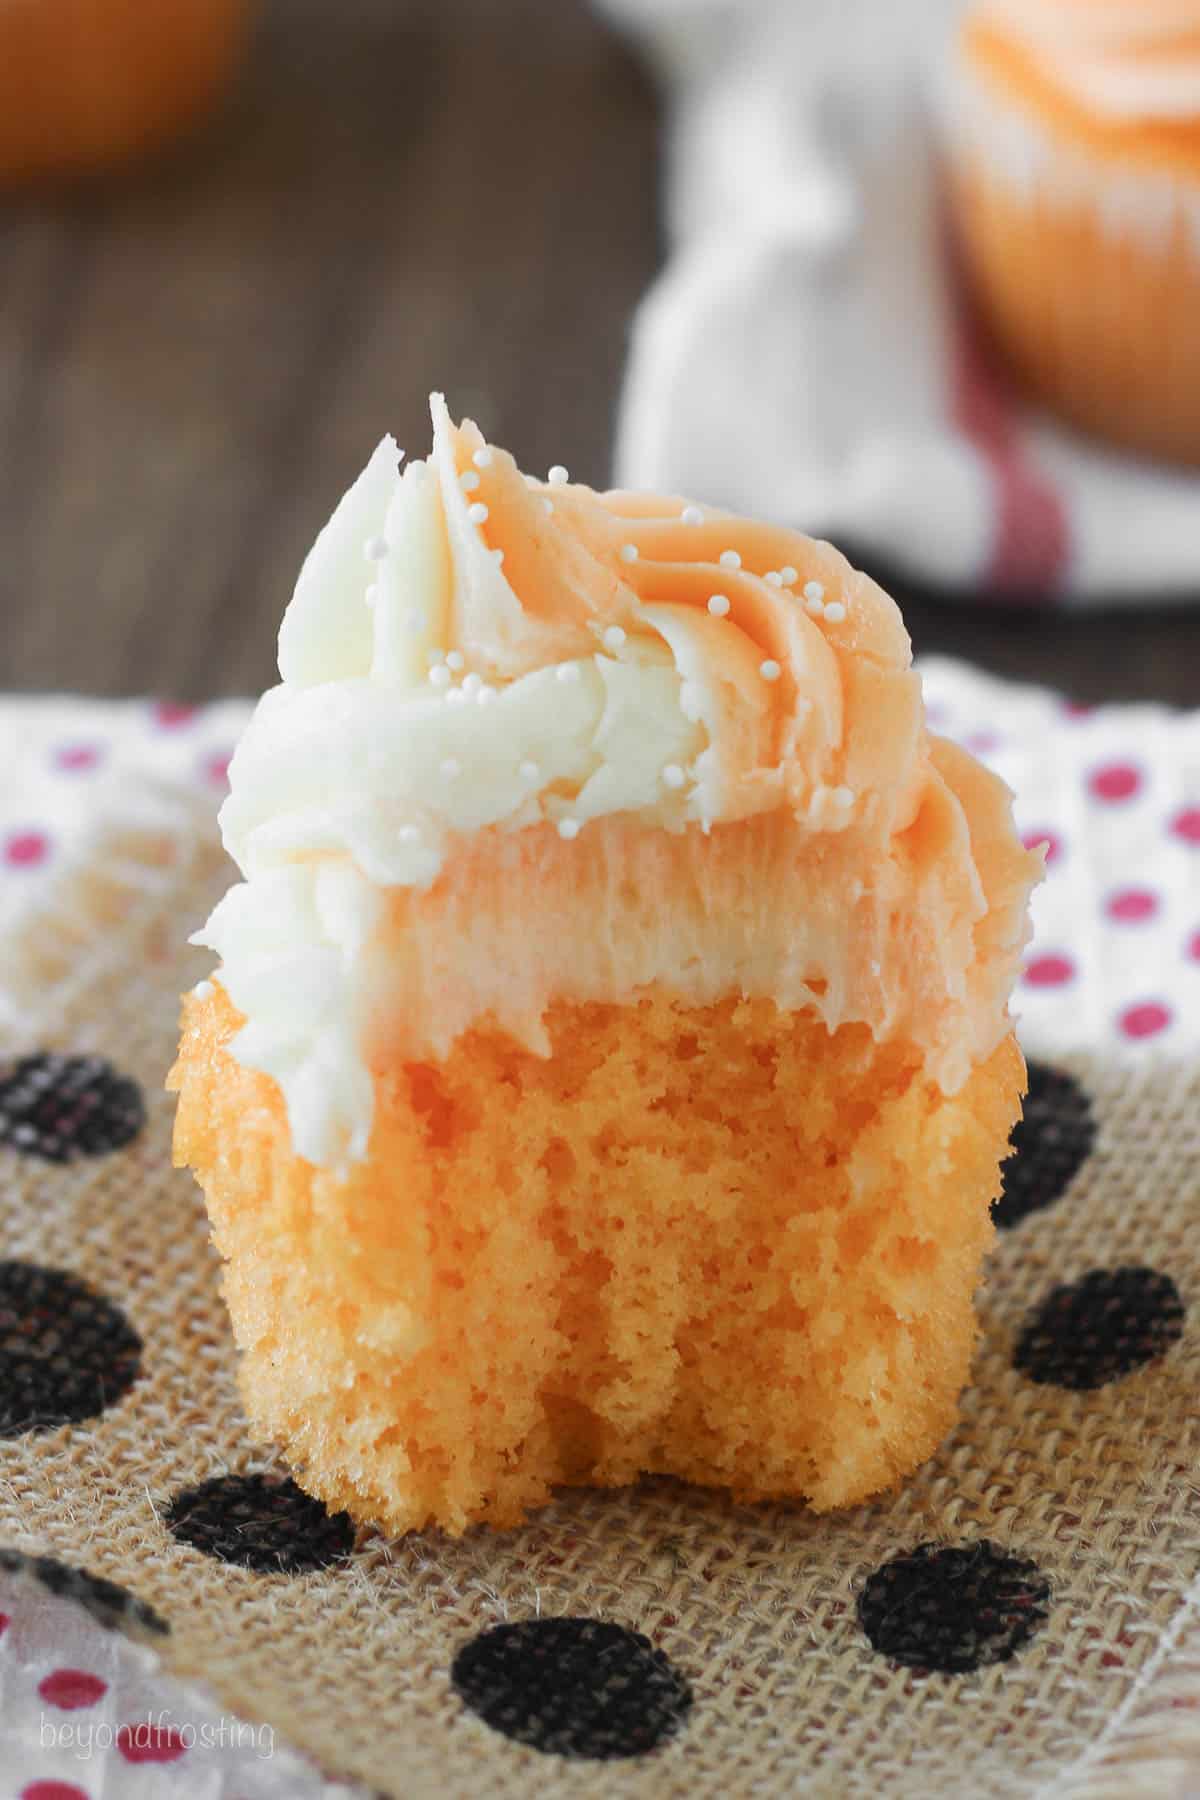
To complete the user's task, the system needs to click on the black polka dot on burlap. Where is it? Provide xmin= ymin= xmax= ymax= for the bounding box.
xmin=1014 ymin=1266 xmax=1186 ymax=1390
xmin=0 ymin=1548 xmax=168 ymax=1638
xmin=994 ymin=1061 xmax=1095 ymax=1230
xmin=858 ymin=1541 xmax=1050 ymax=1674
xmin=165 ymin=1473 xmax=355 ymax=1573
xmin=0 ymin=1053 xmax=144 ymax=1162
xmin=451 ymin=1617 xmax=693 ymax=1759
xmin=0 ymin=1261 xmax=142 ymax=1436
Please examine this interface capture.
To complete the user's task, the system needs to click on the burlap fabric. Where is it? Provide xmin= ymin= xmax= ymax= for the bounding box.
xmin=0 ymin=716 xmax=1197 ymax=1798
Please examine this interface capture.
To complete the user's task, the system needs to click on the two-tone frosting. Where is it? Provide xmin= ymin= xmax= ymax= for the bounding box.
xmin=979 ymin=0 xmax=1200 ymax=121
xmin=195 ymin=396 xmax=1039 ymax=1168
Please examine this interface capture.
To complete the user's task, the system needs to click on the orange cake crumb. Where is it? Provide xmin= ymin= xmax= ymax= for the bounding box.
xmin=171 ymin=983 xmax=1023 ymax=1536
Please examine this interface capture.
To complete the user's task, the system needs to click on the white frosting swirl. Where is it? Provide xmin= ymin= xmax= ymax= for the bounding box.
xmin=981 ymin=0 xmax=1200 ymax=119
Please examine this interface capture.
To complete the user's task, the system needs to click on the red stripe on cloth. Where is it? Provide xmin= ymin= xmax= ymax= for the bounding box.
xmin=947 ymin=245 xmax=1071 ymax=599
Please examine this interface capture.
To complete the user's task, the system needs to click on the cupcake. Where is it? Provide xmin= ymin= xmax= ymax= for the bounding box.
xmin=0 ymin=0 xmax=250 ymax=185
xmin=943 ymin=0 xmax=1200 ymax=466
xmin=170 ymin=396 xmax=1040 ymax=1536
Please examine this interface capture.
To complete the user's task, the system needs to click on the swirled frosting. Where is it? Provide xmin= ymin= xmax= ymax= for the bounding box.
xmin=194 ymin=396 xmax=1039 ymax=1168
xmin=979 ymin=0 xmax=1200 ymax=120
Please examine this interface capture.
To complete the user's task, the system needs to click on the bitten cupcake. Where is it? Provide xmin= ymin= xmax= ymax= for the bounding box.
xmin=170 ymin=396 xmax=1040 ymax=1537
xmin=943 ymin=0 xmax=1200 ymax=466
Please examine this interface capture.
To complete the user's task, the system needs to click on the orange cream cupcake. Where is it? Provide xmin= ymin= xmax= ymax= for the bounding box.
xmin=170 ymin=397 xmax=1040 ymax=1537
xmin=944 ymin=0 xmax=1200 ymax=465
xmin=0 ymin=0 xmax=250 ymax=185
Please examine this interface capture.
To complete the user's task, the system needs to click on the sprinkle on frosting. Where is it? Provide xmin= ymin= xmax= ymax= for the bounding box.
xmin=472 ymin=447 xmax=493 ymax=469
xmin=719 ymin=549 xmax=741 ymax=570
xmin=824 ymin=602 xmax=847 ymax=624
xmin=364 ymin=534 xmax=388 ymax=562
xmin=682 ymin=505 xmax=704 ymax=525
xmin=429 ymin=665 xmax=452 ymax=689
xmin=603 ymin=626 xmax=627 ymax=651
xmin=556 ymin=663 xmax=580 ymax=683
xmin=760 ymin=660 xmax=782 ymax=682
xmin=557 ymin=817 xmax=581 ymax=840
xmin=619 ymin=543 xmax=639 ymax=563
xmin=519 ymin=760 xmax=540 ymax=782
xmin=548 ymin=465 xmax=569 ymax=485
xmin=781 ymin=566 xmax=798 ymax=584
xmin=662 ymin=763 xmax=686 ymax=789
xmin=467 ymin=502 xmax=489 ymax=526
xmin=459 ymin=470 xmax=480 ymax=492
xmin=804 ymin=581 xmax=825 ymax=603
xmin=707 ymin=594 xmax=730 ymax=617
xmin=832 ymin=786 xmax=855 ymax=807
xmin=446 ymin=650 xmax=465 ymax=671
xmin=765 ymin=571 xmax=783 ymax=587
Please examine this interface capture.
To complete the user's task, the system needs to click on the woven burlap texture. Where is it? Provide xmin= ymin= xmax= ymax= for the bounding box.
xmin=0 ymin=803 xmax=1196 ymax=1800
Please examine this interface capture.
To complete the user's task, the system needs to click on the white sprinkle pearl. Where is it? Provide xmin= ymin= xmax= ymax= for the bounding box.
xmin=462 ymin=672 xmax=482 ymax=696
xmin=473 ymin=447 xmax=493 ymax=469
xmin=519 ymin=760 xmax=540 ymax=783
xmin=781 ymin=566 xmax=798 ymax=585
xmin=619 ymin=543 xmax=639 ymax=563
xmin=804 ymin=580 xmax=825 ymax=603
xmin=365 ymin=534 xmax=388 ymax=561
xmin=682 ymin=505 xmax=704 ymax=525
xmin=823 ymin=601 xmax=846 ymax=624
xmin=805 ymin=596 xmax=825 ymax=617
xmin=399 ymin=825 xmax=420 ymax=845
xmin=719 ymin=549 xmax=741 ymax=570
xmin=467 ymin=502 xmax=489 ymax=526
xmin=476 ymin=685 xmax=496 ymax=705
xmin=708 ymin=593 xmax=730 ymax=617
xmin=603 ymin=625 xmax=626 ymax=651
xmin=760 ymin=659 xmax=782 ymax=682
xmin=459 ymin=469 xmax=480 ymax=492
xmin=832 ymin=786 xmax=855 ymax=807
xmin=446 ymin=650 xmax=465 ymax=671
xmin=556 ymin=663 xmax=581 ymax=683
xmin=441 ymin=757 xmax=461 ymax=779
xmin=445 ymin=688 xmax=468 ymax=707
xmin=662 ymin=763 xmax=686 ymax=790
xmin=542 ymin=498 xmax=554 ymax=516
xmin=192 ymin=980 xmax=214 ymax=1000
xmin=765 ymin=570 xmax=783 ymax=587
xmin=429 ymin=665 xmax=452 ymax=689
xmin=548 ymin=464 xmax=569 ymax=485
xmin=557 ymin=818 xmax=581 ymax=840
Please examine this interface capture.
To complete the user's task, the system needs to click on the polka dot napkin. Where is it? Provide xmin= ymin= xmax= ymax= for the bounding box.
xmin=0 ymin=671 xmax=1196 ymax=1800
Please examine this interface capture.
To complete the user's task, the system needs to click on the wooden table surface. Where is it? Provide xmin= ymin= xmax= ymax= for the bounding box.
xmin=2 ymin=0 xmax=1198 ymax=708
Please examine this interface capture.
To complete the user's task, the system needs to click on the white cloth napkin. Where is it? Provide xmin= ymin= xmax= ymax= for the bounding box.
xmin=597 ymin=0 xmax=1200 ymax=604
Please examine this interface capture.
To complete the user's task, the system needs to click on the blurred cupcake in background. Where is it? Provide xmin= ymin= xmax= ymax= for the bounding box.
xmin=0 ymin=0 xmax=251 ymax=184
xmin=942 ymin=0 xmax=1200 ymax=467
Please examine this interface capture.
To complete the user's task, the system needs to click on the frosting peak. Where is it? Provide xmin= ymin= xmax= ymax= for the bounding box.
xmin=196 ymin=397 xmax=1038 ymax=1167
xmin=979 ymin=0 xmax=1200 ymax=120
